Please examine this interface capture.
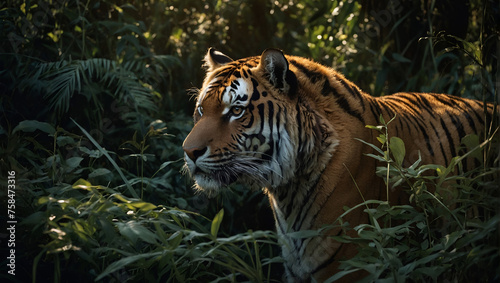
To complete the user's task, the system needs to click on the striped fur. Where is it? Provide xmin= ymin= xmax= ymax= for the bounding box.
xmin=182 ymin=48 xmax=496 ymax=282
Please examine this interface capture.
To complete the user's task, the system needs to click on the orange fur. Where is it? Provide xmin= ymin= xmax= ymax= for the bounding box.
xmin=183 ymin=49 xmax=496 ymax=282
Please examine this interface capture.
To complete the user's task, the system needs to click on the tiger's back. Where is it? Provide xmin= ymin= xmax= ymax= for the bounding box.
xmin=286 ymin=54 xmax=495 ymax=167
xmin=183 ymin=48 xmax=497 ymax=282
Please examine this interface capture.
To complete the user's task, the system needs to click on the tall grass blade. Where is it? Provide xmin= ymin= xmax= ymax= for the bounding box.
xmin=71 ymin=118 xmax=138 ymax=198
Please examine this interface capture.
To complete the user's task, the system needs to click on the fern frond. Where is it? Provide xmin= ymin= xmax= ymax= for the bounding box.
xmin=21 ymin=57 xmax=161 ymax=118
xmin=43 ymin=62 xmax=82 ymax=114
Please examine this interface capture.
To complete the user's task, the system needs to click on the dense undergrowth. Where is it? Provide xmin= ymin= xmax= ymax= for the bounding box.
xmin=0 ymin=0 xmax=499 ymax=282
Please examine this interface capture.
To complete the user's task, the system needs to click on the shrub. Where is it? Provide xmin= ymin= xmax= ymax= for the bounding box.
xmin=330 ymin=115 xmax=499 ymax=282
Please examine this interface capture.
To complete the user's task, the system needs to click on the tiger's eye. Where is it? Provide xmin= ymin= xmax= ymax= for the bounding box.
xmin=230 ymin=106 xmax=244 ymax=116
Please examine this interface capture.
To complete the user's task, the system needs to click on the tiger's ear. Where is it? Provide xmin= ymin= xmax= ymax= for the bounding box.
xmin=257 ymin=48 xmax=297 ymax=96
xmin=204 ymin=48 xmax=233 ymax=72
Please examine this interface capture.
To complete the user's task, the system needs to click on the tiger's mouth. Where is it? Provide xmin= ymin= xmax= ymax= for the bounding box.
xmin=187 ymin=166 xmax=242 ymax=197
xmin=184 ymin=154 xmax=270 ymax=196
xmin=193 ymin=167 xmax=238 ymax=187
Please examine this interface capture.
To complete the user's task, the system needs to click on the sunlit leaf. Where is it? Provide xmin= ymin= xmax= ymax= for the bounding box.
xmin=130 ymin=201 xmax=157 ymax=211
xmin=72 ymin=178 xmax=92 ymax=190
xmin=211 ymin=209 xmax=224 ymax=237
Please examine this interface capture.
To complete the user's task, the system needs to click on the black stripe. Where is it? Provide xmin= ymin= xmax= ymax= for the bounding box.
xmin=242 ymin=111 xmax=254 ymax=128
xmin=268 ymin=101 xmax=275 ymax=140
xmin=448 ymin=110 xmax=466 ymax=140
xmin=321 ymin=78 xmax=334 ymax=96
xmin=415 ymin=94 xmax=436 ymax=119
xmin=291 ymin=59 xmax=365 ymax=124
xmin=276 ymin=104 xmax=282 ymax=141
xmin=257 ymin=103 xmax=265 ymax=133
xmin=459 ymin=99 xmax=481 ymax=132
xmin=250 ymin=78 xmax=260 ymax=101
xmin=290 ymin=59 xmax=324 ymax=83
xmin=335 ymin=75 xmax=365 ymax=111
xmin=336 ymin=95 xmax=365 ymax=124
xmin=233 ymin=70 xmax=242 ymax=78
xmin=431 ymin=94 xmax=454 ymax=107
xmin=416 ymin=122 xmax=434 ymax=156
xmin=440 ymin=117 xmax=457 ymax=158
xmin=438 ymin=95 xmax=481 ymax=133
xmin=369 ymin=100 xmax=381 ymax=121
xmin=385 ymin=96 xmax=422 ymax=119
xmin=470 ymin=100 xmax=487 ymax=125
xmin=430 ymin=125 xmax=449 ymax=166
xmin=215 ymin=67 xmax=236 ymax=82
xmin=378 ymin=99 xmax=394 ymax=120
xmin=294 ymin=177 xmax=323 ymax=231
xmin=241 ymin=69 xmax=249 ymax=78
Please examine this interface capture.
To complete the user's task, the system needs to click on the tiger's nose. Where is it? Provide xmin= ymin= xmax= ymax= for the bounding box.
xmin=183 ymin=146 xmax=208 ymax=162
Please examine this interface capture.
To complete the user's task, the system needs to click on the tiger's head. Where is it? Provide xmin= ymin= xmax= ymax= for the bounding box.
xmin=182 ymin=48 xmax=308 ymax=196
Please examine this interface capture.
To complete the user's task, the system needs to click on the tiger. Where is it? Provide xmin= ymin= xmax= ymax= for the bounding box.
xmin=182 ymin=48 xmax=497 ymax=282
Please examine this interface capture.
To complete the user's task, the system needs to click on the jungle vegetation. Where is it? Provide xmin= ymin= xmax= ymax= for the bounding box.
xmin=0 ymin=0 xmax=498 ymax=282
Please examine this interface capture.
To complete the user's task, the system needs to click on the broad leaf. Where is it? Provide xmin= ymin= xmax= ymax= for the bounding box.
xmin=390 ymin=137 xmax=406 ymax=166
xmin=13 ymin=120 xmax=56 ymax=135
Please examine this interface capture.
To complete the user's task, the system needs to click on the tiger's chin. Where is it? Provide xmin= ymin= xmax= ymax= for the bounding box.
xmin=190 ymin=172 xmax=232 ymax=197
xmin=187 ymin=167 xmax=267 ymax=198
xmin=191 ymin=175 xmax=224 ymax=198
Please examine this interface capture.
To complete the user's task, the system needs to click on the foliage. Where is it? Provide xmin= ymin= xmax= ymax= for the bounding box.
xmin=2 ymin=119 xmax=280 ymax=282
xmin=0 ymin=0 xmax=499 ymax=282
xmin=31 ymin=180 xmax=279 ymax=282
xmin=329 ymin=115 xmax=499 ymax=282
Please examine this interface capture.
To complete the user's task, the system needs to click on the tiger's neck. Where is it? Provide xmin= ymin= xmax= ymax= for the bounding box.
xmin=264 ymin=63 xmax=382 ymax=280
xmin=265 ymin=68 xmax=378 ymax=230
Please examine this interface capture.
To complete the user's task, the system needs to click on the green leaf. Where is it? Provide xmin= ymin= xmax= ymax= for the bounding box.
xmin=159 ymin=161 xmax=175 ymax=170
xmin=378 ymin=114 xmax=386 ymax=125
xmin=13 ymin=120 xmax=56 ymax=134
xmin=211 ymin=209 xmax=224 ymax=237
xmin=376 ymin=134 xmax=387 ymax=145
xmin=389 ymin=137 xmax=406 ymax=166
xmin=56 ymin=136 xmax=75 ymax=146
xmin=166 ymin=231 xmax=183 ymax=249
xmin=392 ymin=53 xmax=412 ymax=63
xmin=96 ymin=252 xmax=163 ymax=281
xmin=113 ymin=193 xmax=131 ymax=203
xmin=365 ymin=125 xmax=384 ymax=132
xmin=130 ymin=201 xmax=157 ymax=211
xmin=88 ymin=168 xmax=112 ymax=178
xmin=116 ymin=221 xmax=158 ymax=244
xmin=72 ymin=178 xmax=92 ymax=190
xmin=461 ymin=134 xmax=482 ymax=161
xmin=65 ymin=157 xmax=84 ymax=170
xmin=355 ymin=138 xmax=385 ymax=156
xmin=79 ymin=146 xmax=103 ymax=158
xmin=71 ymin=118 xmax=138 ymax=198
